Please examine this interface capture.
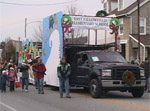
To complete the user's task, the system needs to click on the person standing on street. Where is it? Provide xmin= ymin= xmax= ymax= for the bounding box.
xmin=33 ymin=57 xmax=46 ymax=94
xmin=57 ymin=58 xmax=71 ymax=98
xmin=1 ymin=70 xmax=7 ymax=93
xmin=20 ymin=62 xmax=29 ymax=92
xmin=0 ymin=62 xmax=3 ymax=90
xmin=32 ymin=56 xmax=40 ymax=89
xmin=143 ymin=57 xmax=150 ymax=93
xmin=8 ymin=67 xmax=17 ymax=92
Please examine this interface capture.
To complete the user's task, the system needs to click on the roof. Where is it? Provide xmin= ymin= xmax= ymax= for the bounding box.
xmin=111 ymin=0 xmax=148 ymax=17
xmin=130 ymin=34 xmax=150 ymax=47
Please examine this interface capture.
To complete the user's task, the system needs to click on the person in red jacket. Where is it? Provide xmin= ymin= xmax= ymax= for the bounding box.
xmin=33 ymin=57 xmax=46 ymax=94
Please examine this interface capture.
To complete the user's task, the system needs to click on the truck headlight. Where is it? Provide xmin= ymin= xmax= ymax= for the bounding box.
xmin=102 ymin=69 xmax=111 ymax=76
xmin=140 ymin=70 xmax=145 ymax=77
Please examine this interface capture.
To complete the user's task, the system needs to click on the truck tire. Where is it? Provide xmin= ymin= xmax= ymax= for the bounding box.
xmin=89 ymin=79 xmax=102 ymax=98
xmin=131 ymin=88 xmax=144 ymax=98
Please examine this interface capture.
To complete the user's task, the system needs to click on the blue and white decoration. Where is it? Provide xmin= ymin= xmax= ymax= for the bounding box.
xmin=42 ymin=12 xmax=63 ymax=86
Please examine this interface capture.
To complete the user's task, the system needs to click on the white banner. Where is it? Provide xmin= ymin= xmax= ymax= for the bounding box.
xmin=70 ymin=16 xmax=111 ymax=30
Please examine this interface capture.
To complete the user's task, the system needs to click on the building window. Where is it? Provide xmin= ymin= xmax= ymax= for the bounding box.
xmin=118 ymin=0 xmax=123 ymax=10
xmin=119 ymin=19 xmax=123 ymax=35
xmin=104 ymin=2 xmax=107 ymax=12
xmin=140 ymin=18 xmax=146 ymax=35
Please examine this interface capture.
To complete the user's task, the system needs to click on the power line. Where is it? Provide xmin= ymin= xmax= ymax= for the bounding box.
xmin=0 ymin=0 xmax=79 ymax=6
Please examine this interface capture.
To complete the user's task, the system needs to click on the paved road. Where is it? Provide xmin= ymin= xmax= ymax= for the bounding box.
xmin=0 ymin=85 xmax=150 ymax=111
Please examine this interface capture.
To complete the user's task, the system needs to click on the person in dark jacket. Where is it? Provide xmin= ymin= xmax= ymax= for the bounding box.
xmin=33 ymin=57 xmax=46 ymax=94
xmin=20 ymin=62 xmax=29 ymax=92
xmin=143 ymin=58 xmax=150 ymax=93
xmin=0 ymin=62 xmax=3 ymax=90
xmin=57 ymin=58 xmax=71 ymax=98
xmin=1 ymin=70 xmax=7 ymax=92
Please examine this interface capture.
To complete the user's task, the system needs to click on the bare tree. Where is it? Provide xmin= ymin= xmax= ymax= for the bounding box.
xmin=32 ymin=23 xmax=42 ymax=42
xmin=2 ymin=40 xmax=16 ymax=62
xmin=64 ymin=4 xmax=87 ymax=44
xmin=64 ymin=4 xmax=83 ymax=15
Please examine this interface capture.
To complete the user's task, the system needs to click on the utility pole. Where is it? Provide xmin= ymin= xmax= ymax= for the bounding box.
xmin=25 ymin=18 xmax=27 ymax=38
xmin=108 ymin=0 xmax=111 ymax=14
xmin=88 ymin=29 xmax=90 ymax=45
xmin=95 ymin=30 xmax=97 ymax=45
xmin=137 ymin=0 xmax=140 ymax=62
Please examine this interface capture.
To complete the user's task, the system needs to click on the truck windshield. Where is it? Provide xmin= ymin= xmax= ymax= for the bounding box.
xmin=90 ymin=52 xmax=127 ymax=63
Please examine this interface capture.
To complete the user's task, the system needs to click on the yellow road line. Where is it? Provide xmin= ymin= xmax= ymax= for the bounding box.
xmin=72 ymin=93 xmax=150 ymax=111
xmin=100 ymin=99 xmax=149 ymax=111
xmin=46 ymin=88 xmax=150 ymax=111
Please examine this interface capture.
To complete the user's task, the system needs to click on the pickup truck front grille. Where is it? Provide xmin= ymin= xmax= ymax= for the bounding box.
xmin=112 ymin=68 xmax=140 ymax=80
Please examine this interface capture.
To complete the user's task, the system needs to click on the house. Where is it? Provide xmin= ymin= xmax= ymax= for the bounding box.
xmin=101 ymin=0 xmax=150 ymax=62
xmin=101 ymin=0 xmax=118 ymax=14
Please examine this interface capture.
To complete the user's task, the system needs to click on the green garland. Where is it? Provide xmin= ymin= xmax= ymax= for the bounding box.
xmin=61 ymin=15 xmax=72 ymax=24
xmin=122 ymin=71 xmax=136 ymax=85
xmin=96 ymin=10 xmax=108 ymax=17
xmin=109 ymin=18 xmax=120 ymax=27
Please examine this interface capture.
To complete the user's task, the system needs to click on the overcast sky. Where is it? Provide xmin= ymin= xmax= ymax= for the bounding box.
xmin=0 ymin=0 xmax=103 ymax=42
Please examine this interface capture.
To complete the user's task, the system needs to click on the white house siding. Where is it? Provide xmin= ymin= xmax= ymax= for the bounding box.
xmin=111 ymin=2 xmax=118 ymax=11
xmin=122 ymin=0 xmax=136 ymax=9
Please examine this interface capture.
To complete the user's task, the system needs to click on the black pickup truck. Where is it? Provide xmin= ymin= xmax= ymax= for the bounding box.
xmin=65 ymin=45 xmax=146 ymax=98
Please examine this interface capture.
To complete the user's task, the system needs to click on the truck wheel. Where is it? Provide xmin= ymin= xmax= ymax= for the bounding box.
xmin=89 ymin=79 xmax=102 ymax=98
xmin=131 ymin=88 xmax=144 ymax=98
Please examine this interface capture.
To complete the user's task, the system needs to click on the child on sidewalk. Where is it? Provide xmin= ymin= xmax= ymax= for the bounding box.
xmin=1 ymin=70 xmax=8 ymax=93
